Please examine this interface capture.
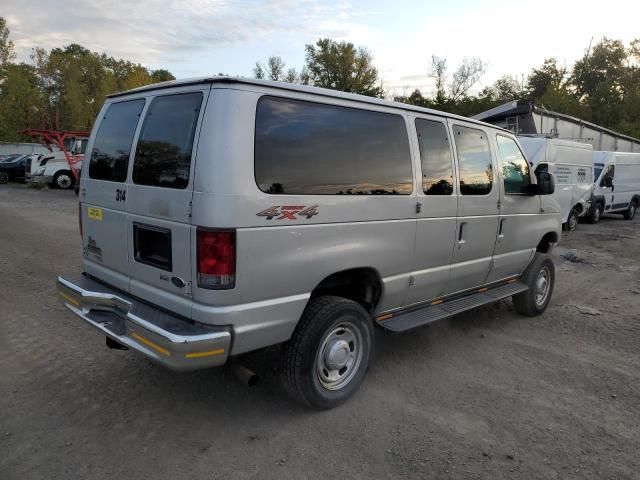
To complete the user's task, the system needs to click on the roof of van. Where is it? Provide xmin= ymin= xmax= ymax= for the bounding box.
xmin=593 ymin=151 xmax=640 ymax=164
xmin=107 ymin=76 xmax=508 ymax=132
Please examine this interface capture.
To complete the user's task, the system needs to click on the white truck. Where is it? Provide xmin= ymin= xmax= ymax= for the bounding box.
xmin=28 ymin=138 xmax=87 ymax=189
xmin=519 ymin=137 xmax=594 ymax=231
xmin=588 ymin=151 xmax=640 ymax=223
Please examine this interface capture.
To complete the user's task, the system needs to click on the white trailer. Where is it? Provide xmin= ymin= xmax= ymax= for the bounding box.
xmin=519 ymin=137 xmax=594 ymax=231
xmin=587 ymin=151 xmax=640 ymax=223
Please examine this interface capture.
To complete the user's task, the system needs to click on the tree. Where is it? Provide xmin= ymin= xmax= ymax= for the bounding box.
xmin=448 ymin=57 xmax=487 ymax=102
xmin=429 ymin=55 xmax=447 ymax=106
xmin=0 ymin=17 xmax=15 ymax=72
xmin=304 ymin=38 xmax=382 ymax=97
xmin=526 ymin=58 xmax=566 ymax=100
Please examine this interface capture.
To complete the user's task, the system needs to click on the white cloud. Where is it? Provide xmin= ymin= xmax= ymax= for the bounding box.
xmin=3 ymin=0 xmax=377 ymax=67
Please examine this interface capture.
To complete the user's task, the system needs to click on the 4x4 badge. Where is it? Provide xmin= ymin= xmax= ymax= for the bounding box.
xmin=257 ymin=205 xmax=319 ymax=220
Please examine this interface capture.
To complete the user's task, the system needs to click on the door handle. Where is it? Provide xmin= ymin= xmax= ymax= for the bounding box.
xmin=498 ymin=218 xmax=506 ymax=238
xmin=458 ymin=222 xmax=467 ymax=245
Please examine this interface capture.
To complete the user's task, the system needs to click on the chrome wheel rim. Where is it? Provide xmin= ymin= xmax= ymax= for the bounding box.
xmin=316 ymin=321 xmax=363 ymax=391
xmin=57 ymin=174 xmax=72 ymax=189
xmin=630 ymin=205 xmax=636 ymax=219
xmin=594 ymin=207 xmax=601 ymax=222
xmin=0 ymin=172 xmax=8 ymax=184
xmin=534 ymin=266 xmax=551 ymax=308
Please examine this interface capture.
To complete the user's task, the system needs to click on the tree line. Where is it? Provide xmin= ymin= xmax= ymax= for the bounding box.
xmin=0 ymin=17 xmax=174 ymax=141
xmin=1 ymin=15 xmax=639 ymax=141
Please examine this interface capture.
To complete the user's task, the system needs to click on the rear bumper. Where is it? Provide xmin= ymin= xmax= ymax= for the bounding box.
xmin=57 ymin=274 xmax=231 ymax=371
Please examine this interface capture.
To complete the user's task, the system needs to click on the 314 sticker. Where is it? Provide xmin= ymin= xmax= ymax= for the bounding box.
xmin=257 ymin=205 xmax=319 ymax=220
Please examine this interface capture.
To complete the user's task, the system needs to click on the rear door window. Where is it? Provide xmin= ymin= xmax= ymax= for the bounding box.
xmin=453 ymin=125 xmax=493 ymax=195
xmin=254 ymin=96 xmax=413 ymax=195
xmin=89 ymin=99 xmax=145 ymax=182
xmin=132 ymin=92 xmax=203 ymax=189
xmin=415 ymin=119 xmax=454 ymax=195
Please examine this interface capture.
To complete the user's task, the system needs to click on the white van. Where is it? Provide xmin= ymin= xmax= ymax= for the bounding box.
xmin=518 ymin=137 xmax=594 ymax=231
xmin=588 ymin=151 xmax=640 ymax=222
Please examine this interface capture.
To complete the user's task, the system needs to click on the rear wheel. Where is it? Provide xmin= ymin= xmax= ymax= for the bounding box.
xmin=513 ymin=253 xmax=555 ymax=316
xmin=53 ymin=171 xmax=74 ymax=190
xmin=566 ymin=208 xmax=579 ymax=231
xmin=0 ymin=172 xmax=8 ymax=184
xmin=588 ymin=202 xmax=602 ymax=224
xmin=623 ymin=201 xmax=636 ymax=220
xmin=280 ymin=296 xmax=374 ymax=409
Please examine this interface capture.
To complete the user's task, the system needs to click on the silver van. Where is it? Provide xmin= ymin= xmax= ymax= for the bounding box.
xmin=58 ymin=77 xmax=561 ymax=408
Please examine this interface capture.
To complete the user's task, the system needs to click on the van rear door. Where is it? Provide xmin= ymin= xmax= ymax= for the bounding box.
xmin=126 ymin=87 xmax=209 ymax=317
xmin=81 ymin=98 xmax=146 ymax=292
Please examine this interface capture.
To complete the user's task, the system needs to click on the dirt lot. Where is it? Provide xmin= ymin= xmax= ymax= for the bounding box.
xmin=1 ymin=183 xmax=639 ymax=480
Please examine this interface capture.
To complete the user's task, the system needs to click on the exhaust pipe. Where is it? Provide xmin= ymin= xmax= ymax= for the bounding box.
xmin=233 ymin=364 xmax=259 ymax=386
xmin=106 ymin=336 xmax=128 ymax=350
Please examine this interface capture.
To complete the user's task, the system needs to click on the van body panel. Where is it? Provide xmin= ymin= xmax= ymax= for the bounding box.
xmin=519 ymin=137 xmax=594 ymax=223
xmin=68 ymin=78 xmax=562 ymax=362
xmin=404 ymin=113 xmax=457 ymax=305
xmin=448 ymin=122 xmax=500 ymax=292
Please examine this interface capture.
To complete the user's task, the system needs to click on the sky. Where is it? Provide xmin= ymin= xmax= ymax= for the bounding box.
xmin=4 ymin=0 xmax=640 ymax=96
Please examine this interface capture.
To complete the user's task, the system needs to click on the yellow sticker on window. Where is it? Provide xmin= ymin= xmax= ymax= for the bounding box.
xmin=87 ymin=207 xmax=103 ymax=221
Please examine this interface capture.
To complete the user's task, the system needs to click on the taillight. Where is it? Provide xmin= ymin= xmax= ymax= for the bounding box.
xmin=78 ymin=203 xmax=83 ymax=237
xmin=197 ymin=229 xmax=236 ymax=289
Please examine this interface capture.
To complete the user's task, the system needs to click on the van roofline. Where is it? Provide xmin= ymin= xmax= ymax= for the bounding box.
xmin=107 ymin=76 xmax=509 ymax=132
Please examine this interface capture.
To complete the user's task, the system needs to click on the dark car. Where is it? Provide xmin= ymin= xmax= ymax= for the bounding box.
xmin=0 ymin=155 xmax=28 ymax=184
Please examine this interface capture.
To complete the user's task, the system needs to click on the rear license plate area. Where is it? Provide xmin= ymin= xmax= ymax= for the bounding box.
xmin=133 ymin=223 xmax=172 ymax=271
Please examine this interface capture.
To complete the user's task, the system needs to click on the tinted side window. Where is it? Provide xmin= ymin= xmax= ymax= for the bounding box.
xmin=132 ymin=92 xmax=203 ymax=189
xmin=255 ymin=97 xmax=413 ymax=195
xmin=89 ymin=99 xmax=145 ymax=182
xmin=415 ymin=119 xmax=454 ymax=195
xmin=496 ymin=135 xmax=531 ymax=194
xmin=453 ymin=125 xmax=493 ymax=195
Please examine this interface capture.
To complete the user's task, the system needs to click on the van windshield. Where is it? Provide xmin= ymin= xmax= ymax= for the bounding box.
xmin=594 ymin=163 xmax=605 ymax=180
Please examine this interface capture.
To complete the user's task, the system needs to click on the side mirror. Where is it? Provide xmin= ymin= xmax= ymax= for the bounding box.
xmin=536 ymin=171 xmax=555 ymax=195
xmin=603 ymin=177 xmax=613 ymax=188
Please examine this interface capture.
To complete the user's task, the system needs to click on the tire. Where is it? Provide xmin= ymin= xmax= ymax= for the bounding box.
xmin=623 ymin=201 xmax=636 ymax=220
xmin=53 ymin=171 xmax=74 ymax=190
xmin=0 ymin=172 xmax=8 ymax=184
xmin=588 ymin=202 xmax=602 ymax=224
xmin=512 ymin=253 xmax=555 ymax=317
xmin=280 ymin=296 xmax=374 ymax=409
xmin=566 ymin=208 xmax=579 ymax=231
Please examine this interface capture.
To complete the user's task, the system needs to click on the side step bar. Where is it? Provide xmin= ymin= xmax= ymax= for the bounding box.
xmin=377 ymin=281 xmax=528 ymax=333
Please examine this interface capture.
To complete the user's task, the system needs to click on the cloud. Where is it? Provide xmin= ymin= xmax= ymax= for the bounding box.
xmin=3 ymin=0 xmax=377 ymax=67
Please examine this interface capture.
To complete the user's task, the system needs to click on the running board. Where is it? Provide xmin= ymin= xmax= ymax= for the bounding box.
xmin=377 ymin=281 xmax=528 ymax=333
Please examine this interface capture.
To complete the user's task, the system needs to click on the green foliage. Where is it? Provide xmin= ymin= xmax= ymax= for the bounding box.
xmin=397 ymin=38 xmax=640 ymax=139
xmin=254 ymin=39 xmax=382 ymax=97
xmin=0 ymin=18 xmax=175 ymax=140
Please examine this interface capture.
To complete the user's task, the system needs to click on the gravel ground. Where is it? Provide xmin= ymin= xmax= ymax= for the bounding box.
xmin=1 ymin=183 xmax=639 ymax=480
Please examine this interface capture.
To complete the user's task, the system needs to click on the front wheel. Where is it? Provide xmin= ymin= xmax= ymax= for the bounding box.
xmin=280 ymin=296 xmax=374 ymax=409
xmin=513 ymin=253 xmax=555 ymax=316
xmin=0 ymin=172 xmax=8 ymax=184
xmin=53 ymin=171 xmax=74 ymax=190
xmin=566 ymin=208 xmax=579 ymax=231
xmin=623 ymin=201 xmax=636 ymax=220
xmin=588 ymin=203 xmax=602 ymax=224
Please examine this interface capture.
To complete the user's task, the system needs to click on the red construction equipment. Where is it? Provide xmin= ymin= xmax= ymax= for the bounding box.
xmin=19 ymin=129 xmax=90 ymax=182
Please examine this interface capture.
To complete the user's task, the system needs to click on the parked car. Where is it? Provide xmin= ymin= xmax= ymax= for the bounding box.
xmin=0 ymin=155 xmax=28 ymax=183
xmin=588 ymin=151 xmax=640 ymax=223
xmin=518 ymin=137 xmax=594 ymax=231
xmin=57 ymin=77 xmax=561 ymax=408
